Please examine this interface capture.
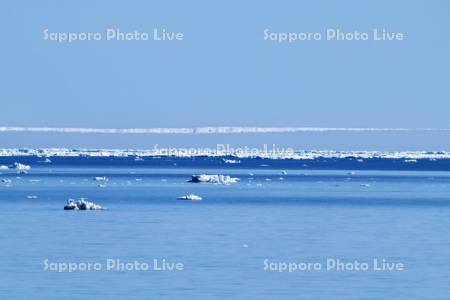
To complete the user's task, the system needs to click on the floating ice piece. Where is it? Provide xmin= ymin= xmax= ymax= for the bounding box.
xmin=134 ymin=156 xmax=144 ymax=161
xmin=11 ymin=162 xmax=31 ymax=170
xmin=93 ymin=176 xmax=108 ymax=181
xmin=347 ymin=171 xmax=356 ymax=175
xmin=404 ymin=159 xmax=417 ymax=163
xmin=280 ymin=170 xmax=288 ymax=175
xmin=188 ymin=174 xmax=239 ymax=184
xmin=177 ymin=194 xmax=202 ymax=201
xmin=27 ymin=195 xmax=38 ymax=199
xmin=0 ymin=165 xmax=8 ymax=170
xmin=63 ymin=198 xmax=104 ymax=210
xmin=360 ymin=183 xmax=371 ymax=187
xmin=223 ymin=158 xmax=240 ymax=164
xmin=1 ymin=179 xmax=12 ymax=184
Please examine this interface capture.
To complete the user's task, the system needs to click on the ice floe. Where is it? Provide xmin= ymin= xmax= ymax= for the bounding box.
xmin=2 ymin=148 xmax=450 ymax=160
xmin=63 ymin=198 xmax=104 ymax=210
xmin=11 ymin=162 xmax=31 ymax=170
xmin=188 ymin=174 xmax=239 ymax=184
xmin=223 ymin=158 xmax=241 ymax=164
xmin=177 ymin=194 xmax=202 ymax=201
xmin=93 ymin=176 xmax=108 ymax=181
xmin=404 ymin=159 xmax=418 ymax=163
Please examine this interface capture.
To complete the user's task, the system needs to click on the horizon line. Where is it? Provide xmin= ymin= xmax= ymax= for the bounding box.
xmin=1 ymin=126 xmax=450 ymax=134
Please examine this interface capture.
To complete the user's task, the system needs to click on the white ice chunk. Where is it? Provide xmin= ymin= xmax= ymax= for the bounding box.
xmin=11 ymin=162 xmax=31 ymax=170
xmin=177 ymin=194 xmax=202 ymax=201
xmin=188 ymin=174 xmax=239 ymax=184
xmin=64 ymin=198 xmax=104 ymax=210
xmin=223 ymin=159 xmax=241 ymax=164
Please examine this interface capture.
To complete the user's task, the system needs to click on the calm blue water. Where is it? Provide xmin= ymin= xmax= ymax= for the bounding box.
xmin=1 ymin=162 xmax=450 ymax=299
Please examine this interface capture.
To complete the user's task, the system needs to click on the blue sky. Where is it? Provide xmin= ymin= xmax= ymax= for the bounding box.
xmin=1 ymin=0 xmax=450 ymax=149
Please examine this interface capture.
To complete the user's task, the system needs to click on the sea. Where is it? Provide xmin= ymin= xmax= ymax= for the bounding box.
xmin=1 ymin=156 xmax=450 ymax=299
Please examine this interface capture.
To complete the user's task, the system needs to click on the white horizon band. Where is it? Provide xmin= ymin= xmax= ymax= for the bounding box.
xmin=0 ymin=126 xmax=450 ymax=134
